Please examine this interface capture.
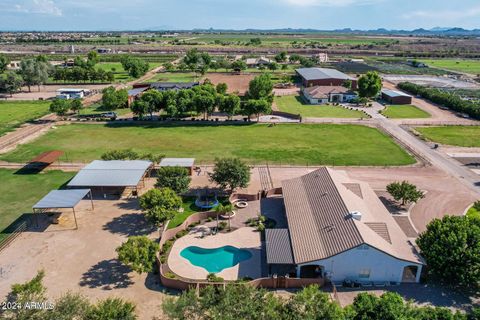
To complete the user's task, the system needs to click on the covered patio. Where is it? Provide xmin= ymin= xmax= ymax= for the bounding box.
xmin=32 ymin=189 xmax=93 ymax=229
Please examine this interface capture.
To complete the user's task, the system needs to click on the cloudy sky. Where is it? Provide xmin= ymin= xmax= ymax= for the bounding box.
xmin=0 ymin=0 xmax=479 ymax=31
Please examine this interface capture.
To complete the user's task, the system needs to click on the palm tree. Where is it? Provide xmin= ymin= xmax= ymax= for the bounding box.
xmin=215 ymin=204 xmax=224 ymax=231
xmin=223 ymin=203 xmax=234 ymax=231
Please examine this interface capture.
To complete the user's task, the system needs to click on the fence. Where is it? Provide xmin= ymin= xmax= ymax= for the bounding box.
xmin=0 ymin=221 xmax=28 ymax=252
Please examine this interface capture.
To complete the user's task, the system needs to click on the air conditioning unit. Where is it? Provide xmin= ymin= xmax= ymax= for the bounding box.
xmin=350 ymin=211 xmax=362 ymax=221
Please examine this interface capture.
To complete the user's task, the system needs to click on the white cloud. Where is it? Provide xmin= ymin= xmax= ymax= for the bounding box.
xmin=9 ymin=0 xmax=62 ymax=16
xmin=282 ymin=0 xmax=382 ymax=7
xmin=402 ymin=5 xmax=480 ymax=21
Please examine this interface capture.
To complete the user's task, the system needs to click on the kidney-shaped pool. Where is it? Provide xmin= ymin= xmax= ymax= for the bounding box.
xmin=180 ymin=245 xmax=252 ymax=273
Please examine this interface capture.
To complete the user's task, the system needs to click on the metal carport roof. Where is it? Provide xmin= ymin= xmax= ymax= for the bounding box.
xmin=159 ymin=158 xmax=195 ymax=167
xmin=265 ymin=228 xmax=294 ymax=265
xmin=33 ymin=189 xmax=91 ymax=209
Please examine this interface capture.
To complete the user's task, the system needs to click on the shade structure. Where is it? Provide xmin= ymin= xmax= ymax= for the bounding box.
xmin=67 ymin=160 xmax=153 ymax=187
xmin=159 ymin=158 xmax=195 ymax=168
xmin=33 ymin=189 xmax=91 ymax=209
xmin=265 ymin=228 xmax=294 ymax=265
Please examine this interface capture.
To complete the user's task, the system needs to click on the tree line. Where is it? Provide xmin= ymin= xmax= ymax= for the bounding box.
xmin=398 ymin=82 xmax=480 ymax=119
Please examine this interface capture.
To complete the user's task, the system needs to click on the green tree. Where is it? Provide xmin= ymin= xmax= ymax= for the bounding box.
xmin=87 ymin=51 xmax=99 ymax=65
xmin=247 ymin=73 xmax=274 ymax=103
xmin=386 ymin=181 xmax=424 ymax=206
xmin=101 ymin=149 xmax=140 ymax=160
xmin=219 ymin=94 xmax=241 ymax=120
xmin=139 ymin=188 xmax=182 ymax=226
xmin=242 ymin=99 xmax=271 ymax=121
xmin=116 ymin=236 xmax=159 ymax=274
xmin=88 ymin=298 xmax=137 ymax=320
xmin=343 ymin=79 xmax=353 ymax=90
xmin=249 ymin=38 xmax=262 ymax=46
xmin=216 ymin=82 xmax=228 ymax=95
xmin=417 ymin=215 xmax=480 ymax=289
xmin=44 ymin=292 xmax=92 ymax=320
xmin=286 ymin=285 xmax=344 ymax=320
xmin=0 ymin=71 xmax=23 ymax=96
xmin=231 ymin=60 xmax=247 ymax=71
xmin=274 ymin=51 xmax=288 ymax=63
xmin=358 ymin=71 xmax=382 ymax=99
xmin=49 ymin=99 xmax=71 ymax=116
xmin=70 ymin=98 xmax=82 ymax=114
xmin=102 ymin=87 xmax=127 ymax=110
xmin=268 ymin=62 xmax=279 ymax=71
xmin=19 ymin=58 xmax=50 ymax=92
xmin=156 ymin=166 xmax=191 ymax=194
xmin=209 ymin=158 xmax=250 ymax=193
xmin=0 ymin=53 xmax=10 ymax=73
xmin=193 ymin=91 xmax=216 ymax=120
xmin=140 ymin=89 xmax=163 ymax=118
xmin=121 ymin=55 xmax=149 ymax=78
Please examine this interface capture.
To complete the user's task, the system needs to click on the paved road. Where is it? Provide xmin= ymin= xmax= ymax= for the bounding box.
xmin=358 ymin=101 xmax=480 ymax=196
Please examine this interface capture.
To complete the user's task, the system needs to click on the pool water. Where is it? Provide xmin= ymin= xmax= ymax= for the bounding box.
xmin=180 ymin=245 xmax=252 ymax=273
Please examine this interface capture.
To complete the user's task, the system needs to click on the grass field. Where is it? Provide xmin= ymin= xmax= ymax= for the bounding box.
xmin=274 ymin=96 xmax=365 ymax=118
xmin=167 ymin=197 xmax=229 ymax=229
xmin=80 ymin=104 xmax=132 ymax=116
xmin=0 ymin=169 xmax=75 ymax=242
xmin=96 ymin=62 xmax=161 ymax=82
xmin=0 ymin=123 xmax=415 ymax=166
xmin=381 ymin=105 xmax=431 ymax=119
xmin=420 ymin=59 xmax=480 ymax=74
xmin=415 ymin=126 xmax=480 ymax=147
xmin=0 ymin=101 xmax=51 ymax=136
xmin=146 ymin=72 xmax=198 ymax=83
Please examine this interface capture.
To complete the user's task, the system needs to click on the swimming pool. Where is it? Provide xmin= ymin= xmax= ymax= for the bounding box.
xmin=180 ymin=245 xmax=252 ymax=273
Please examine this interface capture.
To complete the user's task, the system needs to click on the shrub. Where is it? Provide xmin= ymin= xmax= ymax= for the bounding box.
xmin=207 ymin=273 xmax=224 ymax=282
xmin=164 ymin=272 xmax=177 ymax=279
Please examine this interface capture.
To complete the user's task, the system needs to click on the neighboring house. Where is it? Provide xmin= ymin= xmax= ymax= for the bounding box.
xmin=296 ymin=67 xmax=357 ymax=89
xmin=381 ymin=89 xmax=413 ymax=105
xmin=7 ymin=61 xmax=20 ymax=70
xmin=265 ymin=168 xmax=424 ymax=284
xmin=302 ymin=85 xmax=357 ymax=104
xmin=246 ymin=56 xmax=273 ymax=67
xmin=127 ymin=82 xmax=199 ymax=105
xmin=316 ymin=53 xmax=329 ymax=63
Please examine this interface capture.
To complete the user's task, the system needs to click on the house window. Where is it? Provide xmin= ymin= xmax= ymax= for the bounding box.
xmin=358 ymin=268 xmax=371 ymax=279
xmin=357 ymin=244 xmax=369 ymax=250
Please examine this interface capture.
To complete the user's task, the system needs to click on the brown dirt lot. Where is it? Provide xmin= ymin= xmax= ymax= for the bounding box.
xmin=203 ymin=73 xmax=255 ymax=95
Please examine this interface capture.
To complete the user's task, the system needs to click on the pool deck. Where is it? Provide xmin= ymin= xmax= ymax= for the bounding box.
xmin=168 ymin=227 xmax=262 ymax=281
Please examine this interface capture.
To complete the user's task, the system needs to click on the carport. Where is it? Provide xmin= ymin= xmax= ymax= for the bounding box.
xmin=33 ymin=189 xmax=93 ymax=229
xmin=159 ymin=158 xmax=195 ymax=175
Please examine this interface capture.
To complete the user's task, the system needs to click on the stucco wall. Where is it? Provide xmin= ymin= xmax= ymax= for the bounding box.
xmin=298 ymin=245 xmax=422 ymax=283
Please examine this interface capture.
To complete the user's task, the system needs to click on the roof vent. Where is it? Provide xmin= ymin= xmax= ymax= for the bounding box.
xmin=350 ymin=211 xmax=362 ymax=221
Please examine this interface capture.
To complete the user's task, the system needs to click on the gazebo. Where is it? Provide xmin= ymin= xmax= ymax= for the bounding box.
xmin=32 ymin=189 xmax=93 ymax=229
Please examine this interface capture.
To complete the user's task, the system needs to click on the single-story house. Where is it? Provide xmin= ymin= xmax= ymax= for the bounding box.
xmin=246 ymin=56 xmax=273 ymax=67
xmin=302 ymin=86 xmax=357 ymax=104
xmin=265 ymin=168 xmax=424 ymax=284
xmin=128 ymin=82 xmax=199 ymax=105
xmin=296 ymin=67 xmax=357 ymax=89
xmin=67 ymin=160 xmax=153 ymax=197
xmin=56 ymin=88 xmax=91 ymax=100
xmin=381 ymin=89 xmax=413 ymax=105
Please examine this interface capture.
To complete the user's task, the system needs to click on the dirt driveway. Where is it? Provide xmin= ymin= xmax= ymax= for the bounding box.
xmin=0 ymin=192 xmax=166 ymax=320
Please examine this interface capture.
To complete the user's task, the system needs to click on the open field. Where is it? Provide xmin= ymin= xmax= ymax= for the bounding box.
xmin=420 ymin=59 xmax=480 ymax=74
xmin=203 ymin=73 xmax=256 ymax=94
xmin=381 ymin=105 xmax=431 ymax=119
xmin=0 ymin=169 xmax=75 ymax=242
xmin=96 ymin=62 xmax=161 ymax=82
xmin=146 ymin=72 xmax=198 ymax=83
xmin=0 ymin=101 xmax=51 ymax=136
xmin=274 ymin=96 xmax=365 ymax=118
xmin=415 ymin=126 xmax=480 ymax=147
xmin=1 ymin=123 xmax=415 ymax=166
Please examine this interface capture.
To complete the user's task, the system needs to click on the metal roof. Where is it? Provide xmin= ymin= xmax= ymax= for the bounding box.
xmin=381 ymin=89 xmax=412 ymax=98
xmin=33 ymin=189 xmax=90 ymax=209
xmin=149 ymin=82 xmax=199 ymax=90
xmin=127 ymin=87 xmax=148 ymax=96
xmin=296 ymin=68 xmax=354 ymax=81
xmin=67 ymin=160 xmax=152 ymax=187
xmin=265 ymin=229 xmax=294 ymax=264
xmin=159 ymin=158 xmax=195 ymax=167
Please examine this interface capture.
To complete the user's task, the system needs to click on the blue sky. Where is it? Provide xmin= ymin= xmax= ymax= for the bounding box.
xmin=0 ymin=0 xmax=479 ymax=31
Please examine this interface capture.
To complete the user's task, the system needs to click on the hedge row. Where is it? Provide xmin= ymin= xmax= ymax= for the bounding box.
xmin=398 ymin=81 xmax=480 ymax=119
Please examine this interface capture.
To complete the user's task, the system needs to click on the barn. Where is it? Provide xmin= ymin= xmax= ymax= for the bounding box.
xmin=381 ymin=89 xmax=413 ymax=105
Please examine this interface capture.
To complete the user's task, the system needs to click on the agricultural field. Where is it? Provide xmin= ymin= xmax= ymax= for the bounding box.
xmin=381 ymin=105 xmax=431 ymax=119
xmin=274 ymin=96 xmax=365 ymax=118
xmin=0 ymin=169 xmax=75 ymax=242
xmin=0 ymin=101 xmax=51 ymax=136
xmin=0 ymin=123 xmax=415 ymax=166
xmin=420 ymin=59 xmax=480 ymax=74
xmin=415 ymin=126 xmax=480 ymax=147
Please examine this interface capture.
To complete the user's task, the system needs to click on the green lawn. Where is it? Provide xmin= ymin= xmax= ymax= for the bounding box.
xmin=420 ymin=59 xmax=480 ymax=74
xmin=0 ymin=169 xmax=75 ymax=242
xmin=274 ymin=96 xmax=365 ymax=118
xmin=79 ymin=104 xmax=132 ymax=116
xmin=415 ymin=126 xmax=480 ymax=147
xmin=0 ymin=101 xmax=51 ymax=136
xmin=0 ymin=123 xmax=415 ymax=166
xmin=146 ymin=72 xmax=198 ymax=83
xmin=96 ymin=62 xmax=161 ymax=82
xmin=381 ymin=105 xmax=431 ymax=119
xmin=467 ymin=206 xmax=480 ymax=220
xmin=167 ymin=197 xmax=229 ymax=229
